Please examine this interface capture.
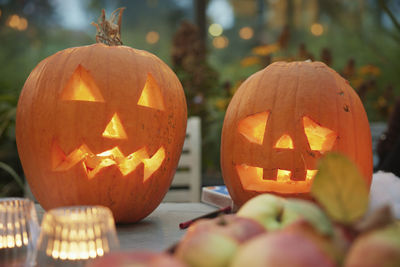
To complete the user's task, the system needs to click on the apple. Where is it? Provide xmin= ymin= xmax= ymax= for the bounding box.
xmin=174 ymin=214 xmax=266 ymax=267
xmin=86 ymin=251 xmax=186 ymax=267
xmin=282 ymin=198 xmax=333 ymax=235
xmin=237 ymin=194 xmax=333 ymax=235
xmin=344 ymin=223 xmax=400 ymax=267
xmin=175 ymin=230 xmax=238 ymax=267
xmin=284 ymin=220 xmax=347 ymax=265
xmin=231 ymin=224 xmax=337 ymax=267
xmin=184 ymin=214 xmax=267 ymax=243
xmin=236 ymin=193 xmax=286 ymax=230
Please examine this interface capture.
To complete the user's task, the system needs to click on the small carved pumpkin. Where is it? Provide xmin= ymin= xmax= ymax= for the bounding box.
xmin=16 ymin=10 xmax=187 ymax=222
xmin=221 ymin=61 xmax=372 ymax=206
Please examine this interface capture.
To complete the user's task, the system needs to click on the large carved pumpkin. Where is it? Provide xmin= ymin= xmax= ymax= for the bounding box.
xmin=16 ymin=9 xmax=187 ymax=222
xmin=221 ymin=61 xmax=372 ymax=206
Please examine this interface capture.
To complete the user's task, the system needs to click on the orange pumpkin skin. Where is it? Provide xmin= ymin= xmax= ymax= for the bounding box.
xmin=16 ymin=44 xmax=187 ymax=222
xmin=221 ymin=61 xmax=372 ymax=206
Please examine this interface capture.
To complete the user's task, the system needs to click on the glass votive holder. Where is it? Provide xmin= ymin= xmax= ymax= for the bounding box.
xmin=0 ymin=197 xmax=40 ymax=267
xmin=33 ymin=206 xmax=119 ymax=267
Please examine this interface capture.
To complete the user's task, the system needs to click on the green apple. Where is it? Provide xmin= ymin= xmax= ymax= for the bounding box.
xmin=282 ymin=198 xmax=333 ymax=235
xmin=237 ymin=193 xmax=333 ymax=235
xmin=236 ymin=193 xmax=286 ymax=230
xmin=344 ymin=223 xmax=400 ymax=267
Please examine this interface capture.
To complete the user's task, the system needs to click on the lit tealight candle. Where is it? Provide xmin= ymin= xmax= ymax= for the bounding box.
xmin=0 ymin=198 xmax=40 ymax=266
xmin=34 ymin=206 xmax=119 ymax=266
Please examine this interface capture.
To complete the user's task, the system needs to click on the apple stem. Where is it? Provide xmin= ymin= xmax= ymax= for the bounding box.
xmin=276 ymin=207 xmax=284 ymax=223
xmin=217 ymin=216 xmax=228 ymax=226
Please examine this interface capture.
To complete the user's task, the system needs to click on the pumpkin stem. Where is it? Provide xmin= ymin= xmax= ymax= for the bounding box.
xmin=91 ymin=7 xmax=125 ymax=46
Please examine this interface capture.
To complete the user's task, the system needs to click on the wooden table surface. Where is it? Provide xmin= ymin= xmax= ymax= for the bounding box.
xmin=36 ymin=203 xmax=217 ymax=252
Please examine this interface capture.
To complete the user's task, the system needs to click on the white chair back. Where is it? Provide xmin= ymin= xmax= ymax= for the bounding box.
xmin=163 ymin=117 xmax=201 ymax=202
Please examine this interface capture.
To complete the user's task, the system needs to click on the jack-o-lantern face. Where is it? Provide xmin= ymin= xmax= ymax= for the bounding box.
xmin=51 ymin=66 xmax=167 ymax=181
xmin=16 ymin=44 xmax=187 ymax=222
xmin=236 ymin=111 xmax=337 ymax=193
xmin=221 ymin=61 xmax=372 ymax=206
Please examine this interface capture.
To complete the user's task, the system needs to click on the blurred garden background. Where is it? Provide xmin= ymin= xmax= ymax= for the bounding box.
xmin=1 ymin=0 xmax=399 ymax=197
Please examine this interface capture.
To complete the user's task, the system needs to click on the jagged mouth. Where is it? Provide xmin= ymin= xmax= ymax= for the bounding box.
xmin=236 ymin=164 xmax=317 ymax=194
xmin=52 ymin=142 xmax=165 ymax=180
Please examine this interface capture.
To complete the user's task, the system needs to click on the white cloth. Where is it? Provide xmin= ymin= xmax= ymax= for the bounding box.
xmin=369 ymin=171 xmax=400 ymax=219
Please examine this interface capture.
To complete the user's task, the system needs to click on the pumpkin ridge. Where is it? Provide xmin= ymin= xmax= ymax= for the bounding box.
xmin=291 ymin=62 xmax=302 ymax=179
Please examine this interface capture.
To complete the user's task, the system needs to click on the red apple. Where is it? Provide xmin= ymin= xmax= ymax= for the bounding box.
xmin=174 ymin=214 xmax=266 ymax=267
xmin=86 ymin=251 xmax=186 ymax=267
xmin=185 ymin=214 xmax=267 ymax=243
xmin=175 ymin=230 xmax=238 ymax=267
xmin=344 ymin=223 xmax=400 ymax=267
xmin=231 ymin=229 xmax=337 ymax=267
xmin=284 ymin=220 xmax=347 ymax=265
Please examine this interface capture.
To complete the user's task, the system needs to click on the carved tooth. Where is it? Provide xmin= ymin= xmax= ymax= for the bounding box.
xmin=52 ymin=143 xmax=165 ymax=180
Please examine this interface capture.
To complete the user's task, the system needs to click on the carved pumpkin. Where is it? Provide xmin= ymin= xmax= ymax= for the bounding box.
xmin=221 ymin=61 xmax=372 ymax=206
xmin=16 ymin=9 xmax=187 ymax=222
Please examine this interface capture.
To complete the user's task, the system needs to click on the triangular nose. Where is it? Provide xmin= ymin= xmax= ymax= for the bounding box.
xmin=274 ymin=134 xmax=294 ymax=149
xmin=102 ymin=113 xmax=127 ymax=139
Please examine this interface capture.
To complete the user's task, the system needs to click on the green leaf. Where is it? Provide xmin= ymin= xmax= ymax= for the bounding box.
xmin=311 ymin=152 xmax=369 ymax=224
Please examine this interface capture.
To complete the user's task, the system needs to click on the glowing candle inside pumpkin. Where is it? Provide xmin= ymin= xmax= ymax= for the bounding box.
xmin=276 ymin=169 xmax=291 ymax=182
xmin=61 ymin=65 xmax=104 ymax=102
xmin=303 ymin=116 xmax=337 ymax=152
xmin=274 ymin=134 xmax=294 ymax=149
xmin=236 ymin=164 xmax=318 ymax=194
xmin=52 ymin=142 xmax=165 ymax=180
xmin=102 ymin=113 xmax=127 ymax=139
xmin=137 ymin=73 xmax=165 ymax=110
xmin=238 ymin=111 xmax=269 ymax=145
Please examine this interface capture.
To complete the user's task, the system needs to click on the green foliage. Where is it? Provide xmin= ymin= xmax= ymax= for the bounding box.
xmin=0 ymin=0 xmax=399 ymax=189
xmin=0 ymin=161 xmax=24 ymax=197
xmin=0 ymin=94 xmax=17 ymax=139
xmin=208 ymin=0 xmax=400 ymax=123
xmin=0 ymin=93 xmax=23 ymax=197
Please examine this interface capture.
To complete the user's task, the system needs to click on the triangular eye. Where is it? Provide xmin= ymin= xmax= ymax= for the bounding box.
xmin=238 ymin=111 xmax=269 ymax=145
xmin=303 ymin=116 xmax=337 ymax=152
xmin=61 ymin=65 xmax=105 ymax=102
xmin=137 ymin=73 xmax=165 ymax=111
xmin=102 ymin=113 xmax=127 ymax=139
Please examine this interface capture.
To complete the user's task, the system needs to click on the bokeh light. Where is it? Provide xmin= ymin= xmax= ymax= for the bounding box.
xmin=146 ymin=31 xmax=159 ymax=44
xmin=310 ymin=23 xmax=324 ymax=36
xmin=209 ymin=23 xmax=223 ymax=37
xmin=239 ymin=26 xmax=254 ymax=40
xmin=7 ymin=14 xmax=28 ymax=31
xmin=213 ymin=36 xmax=229 ymax=49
